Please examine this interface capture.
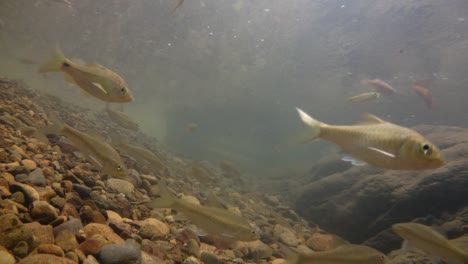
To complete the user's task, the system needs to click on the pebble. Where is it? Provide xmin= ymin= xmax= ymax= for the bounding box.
xmin=106 ymin=210 xmax=123 ymax=224
xmin=306 ymin=233 xmax=338 ymax=251
xmin=82 ymin=223 xmax=124 ymax=244
xmin=10 ymin=191 xmax=25 ymax=204
xmin=10 ymin=182 xmax=39 ymax=203
xmin=21 ymin=159 xmax=37 ymax=171
xmin=139 ymin=218 xmax=170 ymax=239
xmin=17 ymin=253 xmax=76 ymax=264
xmin=30 ymin=200 xmax=58 ymax=223
xmin=232 ymin=240 xmax=272 ymax=259
xmin=65 ymin=251 xmax=79 ymax=263
xmin=200 ymin=252 xmax=222 ymax=264
xmin=28 ymin=168 xmax=46 ymax=186
xmin=274 ymin=224 xmax=299 ymax=247
xmin=24 ymin=221 xmax=55 ymax=244
xmin=271 ymin=259 xmax=287 ymax=264
xmin=0 ymin=246 xmax=15 ymax=264
xmin=98 ymin=239 xmax=141 ymax=264
xmin=107 ymin=179 xmax=134 ymax=196
xmin=37 ymin=243 xmax=65 ymax=257
xmin=180 ymin=195 xmax=200 ymax=205
xmin=79 ymin=234 xmax=109 ymax=256
xmin=13 ymin=240 xmax=29 ymax=258
xmin=83 ymin=254 xmax=100 ymax=264
xmin=56 ymin=229 xmax=79 ymax=252
xmin=186 ymin=239 xmax=200 ymax=257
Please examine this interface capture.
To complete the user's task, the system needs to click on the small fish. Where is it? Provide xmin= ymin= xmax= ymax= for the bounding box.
xmin=38 ymin=49 xmax=133 ymax=103
xmin=412 ymin=85 xmax=435 ymax=109
xmin=117 ymin=143 xmax=163 ymax=171
xmin=295 ymin=107 xmax=444 ymax=170
xmin=186 ymin=123 xmax=198 ymax=133
xmin=392 ymin=222 xmax=468 ymax=264
xmin=288 ymin=244 xmax=388 ymax=264
xmin=43 ymin=114 xmax=128 ymax=178
xmin=362 ymin=79 xmax=398 ymax=95
xmin=146 ymin=182 xmax=259 ymax=241
xmin=172 ymin=0 xmax=185 ymax=13
xmin=17 ymin=57 xmax=38 ymax=65
xmin=105 ymin=105 xmax=139 ymax=131
xmin=346 ymin=92 xmax=381 ymax=103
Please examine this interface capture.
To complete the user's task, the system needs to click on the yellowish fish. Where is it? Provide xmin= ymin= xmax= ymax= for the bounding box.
xmin=288 ymin=244 xmax=388 ymax=264
xmin=105 ymin=105 xmax=139 ymax=131
xmin=43 ymin=114 xmax=128 ymax=178
xmin=346 ymin=92 xmax=381 ymax=103
xmin=392 ymin=222 xmax=468 ymax=264
xmin=117 ymin=143 xmax=163 ymax=171
xmin=186 ymin=122 xmax=198 ymax=133
xmin=362 ymin=79 xmax=398 ymax=95
xmin=295 ymin=107 xmax=444 ymax=170
xmin=39 ymin=49 xmax=133 ymax=103
xmin=146 ymin=182 xmax=259 ymax=241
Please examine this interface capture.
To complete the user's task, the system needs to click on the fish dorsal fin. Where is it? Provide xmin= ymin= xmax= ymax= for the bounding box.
xmin=91 ymin=82 xmax=108 ymax=94
xmin=360 ymin=113 xmax=386 ymax=124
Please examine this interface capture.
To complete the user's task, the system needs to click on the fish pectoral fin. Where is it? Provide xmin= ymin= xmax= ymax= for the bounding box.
xmin=342 ymin=155 xmax=367 ymax=166
xmin=65 ymin=74 xmax=76 ymax=84
xmin=368 ymin=147 xmax=396 ymax=158
xmin=86 ymin=154 xmax=103 ymax=168
xmin=360 ymin=113 xmax=386 ymax=124
xmin=91 ymin=82 xmax=108 ymax=94
xmin=401 ymin=240 xmax=415 ymax=252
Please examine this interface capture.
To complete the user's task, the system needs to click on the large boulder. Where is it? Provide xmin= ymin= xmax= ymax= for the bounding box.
xmin=293 ymin=125 xmax=468 ymax=252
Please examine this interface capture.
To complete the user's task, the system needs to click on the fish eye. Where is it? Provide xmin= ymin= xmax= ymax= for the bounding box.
xmin=421 ymin=143 xmax=431 ymax=155
xmin=117 ymin=165 xmax=122 ymax=171
xmin=120 ymin=87 xmax=127 ymax=94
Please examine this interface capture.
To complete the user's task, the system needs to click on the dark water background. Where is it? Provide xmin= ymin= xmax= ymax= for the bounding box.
xmin=1 ymin=0 xmax=468 ymax=177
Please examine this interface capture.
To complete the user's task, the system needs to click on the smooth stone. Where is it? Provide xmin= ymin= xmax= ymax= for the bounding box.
xmin=186 ymin=239 xmax=200 ymax=257
xmin=10 ymin=191 xmax=25 ymax=204
xmin=50 ymin=196 xmax=66 ymax=210
xmin=271 ymin=259 xmax=287 ymax=264
xmin=79 ymin=235 xmax=109 ymax=256
xmin=10 ymin=182 xmax=39 ymax=203
xmin=82 ymin=223 xmax=124 ymax=244
xmin=139 ymin=218 xmax=170 ymax=239
xmin=28 ymin=168 xmax=46 ymax=187
xmin=30 ymin=200 xmax=58 ymax=222
xmin=17 ymin=253 xmax=76 ymax=264
xmin=98 ymin=239 xmax=141 ymax=264
xmin=232 ymin=240 xmax=272 ymax=259
xmin=23 ymin=222 xmax=55 ymax=244
xmin=56 ymin=229 xmax=79 ymax=252
xmin=0 ymin=185 xmax=11 ymax=197
xmin=200 ymin=252 xmax=222 ymax=264
xmin=64 ymin=251 xmax=79 ymax=263
xmin=37 ymin=243 xmax=65 ymax=257
xmin=180 ymin=195 xmax=200 ymax=205
xmin=106 ymin=210 xmax=123 ymax=224
xmin=83 ymin=254 xmax=100 ymax=264
xmin=0 ymin=246 xmax=16 ymax=264
xmin=107 ymin=179 xmax=134 ymax=196
xmin=274 ymin=224 xmax=299 ymax=247
xmin=21 ymin=160 xmax=36 ymax=171
xmin=79 ymin=205 xmax=107 ymax=225
xmin=13 ymin=241 xmax=28 ymax=258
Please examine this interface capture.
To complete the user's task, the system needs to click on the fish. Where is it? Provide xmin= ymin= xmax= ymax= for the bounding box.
xmin=145 ymin=182 xmax=259 ymax=241
xmin=295 ymin=107 xmax=444 ymax=170
xmin=346 ymin=92 xmax=381 ymax=103
xmin=43 ymin=113 xmax=128 ymax=178
xmin=412 ymin=85 xmax=435 ymax=109
xmin=105 ymin=105 xmax=139 ymax=131
xmin=392 ymin=222 xmax=468 ymax=264
xmin=172 ymin=0 xmax=184 ymax=13
xmin=186 ymin=123 xmax=198 ymax=133
xmin=288 ymin=244 xmax=388 ymax=264
xmin=362 ymin=79 xmax=398 ymax=95
xmin=38 ymin=49 xmax=133 ymax=103
xmin=116 ymin=143 xmax=163 ymax=171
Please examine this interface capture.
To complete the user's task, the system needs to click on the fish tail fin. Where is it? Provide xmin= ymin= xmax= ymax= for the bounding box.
xmin=38 ymin=48 xmax=68 ymax=73
xmin=145 ymin=182 xmax=176 ymax=208
xmin=295 ymin=107 xmax=323 ymax=143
